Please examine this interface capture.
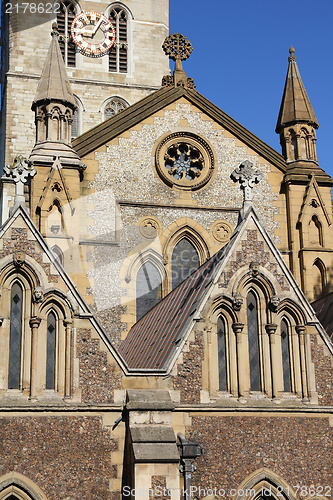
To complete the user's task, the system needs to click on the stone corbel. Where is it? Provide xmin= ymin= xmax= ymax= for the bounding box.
xmin=269 ymin=295 xmax=281 ymax=312
xmin=249 ymin=261 xmax=260 ymax=277
xmin=0 ymin=318 xmax=4 ymax=326
xmin=232 ymin=293 xmax=243 ymax=311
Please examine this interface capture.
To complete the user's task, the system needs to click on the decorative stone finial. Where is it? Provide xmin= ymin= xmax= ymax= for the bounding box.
xmin=51 ymin=22 xmax=59 ymax=36
xmin=288 ymin=45 xmax=296 ymax=62
xmin=162 ymin=33 xmax=195 ymax=89
xmin=162 ymin=33 xmax=193 ymax=62
xmin=3 ymin=155 xmax=36 ymax=215
xmin=231 ymin=160 xmax=263 ymax=218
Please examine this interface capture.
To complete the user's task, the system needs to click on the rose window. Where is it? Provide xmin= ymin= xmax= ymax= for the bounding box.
xmin=155 ymin=132 xmax=216 ymax=191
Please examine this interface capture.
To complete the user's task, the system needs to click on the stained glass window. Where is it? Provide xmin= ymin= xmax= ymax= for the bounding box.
xmin=104 ymin=97 xmax=129 ymax=120
xmin=46 ymin=312 xmax=56 ymax=389
xmin=247 ymin=291 xmax=261 ymax=391
xmin=172 ymin=238 xmax=200 ymax=289
xmin=136 ymin=262 xmax=162 ymax=321
xmin=217 ymin=316 xmax=227 ymax=391
xmin=281 ymin=319 xmax=292 ymax=392
xmin=8 ymin=282 xmax=23 ymax=389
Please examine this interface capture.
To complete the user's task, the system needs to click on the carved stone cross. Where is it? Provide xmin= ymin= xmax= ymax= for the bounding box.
xmin=231 ymin=160 xmax=263 ymax=217
xmin=3 ymin=155 xmax=36 ymax=214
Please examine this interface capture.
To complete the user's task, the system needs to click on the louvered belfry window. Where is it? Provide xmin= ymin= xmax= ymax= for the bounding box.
xmin=281 ymin=319 xmax=292 ymax=392
xmin=57 ymin=1 xmax=76 ymax=67
xmin=247 ymin=291 xmax=261 ymax=391
xmin=109 ymin=7 xmax=128 ymax=73
xmin=136 ymin=262 xmax=162 ymax=320
xmin=46 ymin=312 xmax=56 ymax=390
xmin=8 ymin=282 xmax=23 ymax=389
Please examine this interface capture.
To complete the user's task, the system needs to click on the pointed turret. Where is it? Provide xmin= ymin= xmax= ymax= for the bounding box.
xmin=276 ymin=46 xmax=319 ymax=168
xmin=29 ymin=24 xmax=84 ymax=170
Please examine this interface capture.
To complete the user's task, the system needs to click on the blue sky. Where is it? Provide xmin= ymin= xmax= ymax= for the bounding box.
xmin=169 ymin=0 xmax=333 ymax=179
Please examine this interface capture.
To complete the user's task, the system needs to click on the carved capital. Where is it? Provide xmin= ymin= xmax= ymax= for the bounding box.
xmin=296 ymin=325 xmax=306 ymax=336
xmin=232 ymin=322 xmax=244 ymax=342
xmin=29 ymin=316 xmax=41 ymax=328
xmin=265 ymin=323 xmax=278 ymax=343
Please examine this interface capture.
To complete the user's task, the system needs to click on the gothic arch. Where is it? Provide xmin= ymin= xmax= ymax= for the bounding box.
xmin=71 ymin=95 xmax=84 ymax=140
xmin=277 ymin=298 xmax=307 ymax=325
xmin=236 ymin=468 xmax=294 ymax=500
xmin=312 ymin=258 xmax=326 ymax=299
xmin=105 ymin=2 xmax=133 ymax=74
xmin=101 ymin=96 xmax=129 ymax=121
xmin=0 ymin=472 xmax=48 ymax=500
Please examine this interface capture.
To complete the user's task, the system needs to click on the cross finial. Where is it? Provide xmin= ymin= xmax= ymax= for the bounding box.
xmin=3 ymin=155 xmax=36 ymax=215
xmin=161 ymin=33 xmax=195 ymax=89
xmin=231 ymin=160 xmax=263 ymax=219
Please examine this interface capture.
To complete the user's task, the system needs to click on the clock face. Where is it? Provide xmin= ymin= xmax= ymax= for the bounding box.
xmin=71 ymin=11 xmax=116 ymax=57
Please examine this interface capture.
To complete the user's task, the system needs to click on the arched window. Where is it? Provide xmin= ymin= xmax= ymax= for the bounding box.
xmin=313 ymin=259 xmax=326 ymax=299
xmin=103 ymin=97 xmax=129 ymax=120
xmin=57 ymin=1 xmax=76 ymax=67
xmin=136 ymin=262 xmax=162 ymax=320
xmin=8 ymin=282 xmax=23 ymax=389
xmin=217 ymin=316 xmax=227 ymax=391
xmin=309 ymin=215 xmax=323 ymax=246
xmin=46 ymin=312 xmax=56 ymax=389
xmin=71 ymin=96 xmax=82 ymax=140
xmin=290 ymin=130 xmax=297 ymax=160
xmin=280 ymin=318 xmax=292 ymax=392
xmin=51 ymin=245 xmax=64 ymax=266
xmin=172 ymin=238 xmax=200 ymax=289
xmin=247 ymin=291 xmax=261 ymax=391
xmin=109 ymin=6 xmax=129 ymax=73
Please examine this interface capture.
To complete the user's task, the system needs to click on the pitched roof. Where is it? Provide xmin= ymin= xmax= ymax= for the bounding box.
xmin=119 ymin=208 xmax=331 ymax=372
xmin=32 ymin=28 xmax=75 ymax=109
xmin=276 ymin=46 xmax=318 ymax=133
xmin=311 ymin=292 xmax=333 ymax=340
xmin=73 ymin=86 xmax=287 ymax=173
xmin=118 ymin=241 xmax=229 ymax=371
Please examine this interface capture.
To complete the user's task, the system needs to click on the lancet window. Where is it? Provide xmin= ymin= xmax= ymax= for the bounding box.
xmin=8 ymin=282 xmax=23 ymax=389
xmin=136 ymin=261 xmax=162 ymax=320
xmin=46 ymin=312 xmax=57 ymax=390
xmin=217 ymin=316 xmax=228 ymax=391
xmin=171 ymin=238 xmax=200 ymax=289
xmin=247 ymin=291 xmax=261 ymax=392
xmin=280 ymin=318 xmax=292 ymax=392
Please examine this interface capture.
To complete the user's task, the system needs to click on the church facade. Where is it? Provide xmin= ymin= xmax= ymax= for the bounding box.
xmin=0 ymin=1 xmax=332 ymax=500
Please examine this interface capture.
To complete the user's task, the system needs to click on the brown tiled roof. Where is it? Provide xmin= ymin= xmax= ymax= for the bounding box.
xmin=73 ymin=86 xmax=287 ymax=172
xmin=311 ymin=292 xmax=333 ymax=340
xmin=118 ymin=242 xmax=231 ymax=371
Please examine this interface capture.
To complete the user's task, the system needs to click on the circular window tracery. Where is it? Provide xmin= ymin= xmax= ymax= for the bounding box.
xmin=155 ymin=132 xmax=216 ymax=191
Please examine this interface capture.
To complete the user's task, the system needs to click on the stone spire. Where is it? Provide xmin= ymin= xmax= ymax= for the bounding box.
xmin=32 ymin=23 xmax=75 ymax=110
xmin=161 ymin=33 xmax=195 ymax=89
xmin=29 ymin=24 xmax=84 ymax=170
xmin=276 ymin=46 xmax=319 ymax=165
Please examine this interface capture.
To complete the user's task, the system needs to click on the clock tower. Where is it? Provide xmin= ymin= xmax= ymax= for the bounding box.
xmin=0 ymin=0 xmax=169 ymax=172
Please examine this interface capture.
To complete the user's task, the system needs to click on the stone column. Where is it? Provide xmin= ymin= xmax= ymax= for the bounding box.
xmin=232 ymin=322 xmax=244 ymax=398
xmin=296 ymin=325 xmax=308 ymax=400
xmin=265 ymin=323 xmax=278 ymax=399
xmin=29 ymin=317 xmax=41 ymax=400
xmin=64 ymin=319 xmax=73 ymax=399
